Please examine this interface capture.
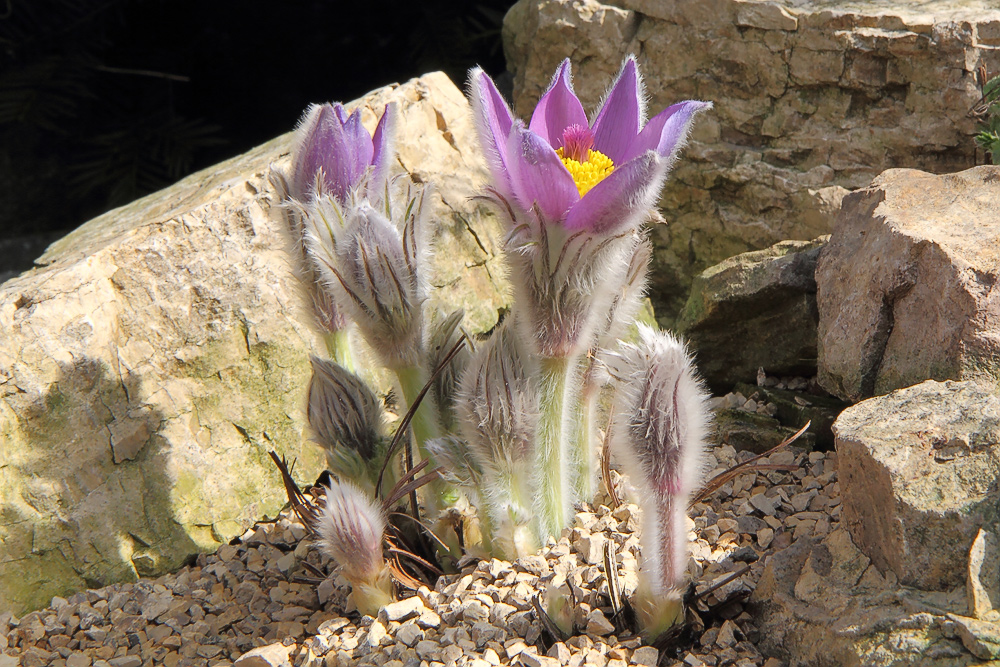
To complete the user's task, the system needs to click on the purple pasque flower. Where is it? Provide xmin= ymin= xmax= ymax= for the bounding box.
xmin=289 ymin=101 xmax=397 ymax=204
xmin=469 ymin=56 xmax=710 ymax=235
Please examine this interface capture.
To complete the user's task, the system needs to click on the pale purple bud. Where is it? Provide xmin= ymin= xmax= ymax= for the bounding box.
xmin=290 ymin=102 xmax=397 ymax=204
xmin=456 ymin=319 xmax=539 ymax=557
xmin=427 ymin=309 xmax=469 ymax=430
xmin=268 ymin=171 xmax=350 ymax=336
xmin=316 ymin=479 xmax=393 ymax=615
xmin=457 ymin=319 xmax=537 ymax=470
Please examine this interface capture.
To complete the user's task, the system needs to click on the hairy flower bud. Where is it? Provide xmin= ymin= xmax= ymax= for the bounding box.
xmin=456 ymin=319 xmax=540 ymax=558
xmin=308 ymin=356 xmax=384 ymax=458
xmin=426 ymin=309 xmax=469 ymax=430
xmin=316 ymin=480 xmax=393 ymax=615
xmin=290 ymin=102 xmax=396 ymax=204
xmin=606 ymin=325 xmax=711 ymax=638
xmin=305 ymin=189 xmax=429 ymax=370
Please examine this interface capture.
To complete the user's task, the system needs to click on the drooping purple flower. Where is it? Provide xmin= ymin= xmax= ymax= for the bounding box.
xmin=469 ymin=57 xmax=710 ymax=235
xmin=606 ymin=325 xmax=711 ymax=637
xmin=290 ymin=102 xmax=397 ymax=204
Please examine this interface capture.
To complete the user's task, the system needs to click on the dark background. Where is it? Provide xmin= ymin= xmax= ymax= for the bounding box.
xmin=0 ymin=0 xmax=516 ymax=274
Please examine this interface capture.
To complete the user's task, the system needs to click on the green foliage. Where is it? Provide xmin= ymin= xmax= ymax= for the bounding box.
xmin=973 ymin=72 xmax=1000 ymax=166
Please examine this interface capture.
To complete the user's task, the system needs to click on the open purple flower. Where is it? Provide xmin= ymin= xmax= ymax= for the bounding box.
xmin=469 ymin=57 xmax=710 ymax=235
xmin=290 ymin=102 xmax=397 ymax=204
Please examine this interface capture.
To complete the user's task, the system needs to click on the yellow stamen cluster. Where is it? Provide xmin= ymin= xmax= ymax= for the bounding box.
xmin=556 ymin=148 xmax=615 ymax=198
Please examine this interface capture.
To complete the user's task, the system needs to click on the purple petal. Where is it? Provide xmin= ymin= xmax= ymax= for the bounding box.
xmin=468 ymin=68 xmax=516 ymax=199
xmin=591 ymin=57 xmax=643 ymax=165
xmin=528 ymin=59 xmax=589 ymax=149
xmin=342 ymin=107 xmax=375 ymax=191
xmin=621 ymin=100 xmax=712 ymax=165
xmin=370 ymin=102 xmax=397 ymax=195
xmin=290 ymin=104 xmax=333 ymax=200
xmin=290 ymin=103 xmax=375 ymax=202
xmin=506 ymin=122 xmax=579 ymax=222
xmin=564 ymin=152 xmax=666 ymax=235
xmin=332 ymin=103 xmax=350 ymax=123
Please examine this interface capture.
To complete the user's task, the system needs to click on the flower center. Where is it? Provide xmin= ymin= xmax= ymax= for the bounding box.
xmin=556 ymin=125 xmax=615 ymax=198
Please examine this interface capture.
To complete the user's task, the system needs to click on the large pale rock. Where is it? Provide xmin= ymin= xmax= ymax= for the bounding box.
xmin=753 ymin=529 xmax=983 ymax=666
xmin=834 ymin=380 xmax=1000 ymax=591
xmin=677 ymin=238 xmax=825 ymax=391
xmin=504 ymin=0 xmax=1000 ymax=318
xmin=817 ymin=166 xmax=1000 ymax=402
xmin=0 ymin=72 xmax=508 ymax=614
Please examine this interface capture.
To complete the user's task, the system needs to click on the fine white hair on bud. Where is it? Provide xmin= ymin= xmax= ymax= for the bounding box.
xmin=304 ymin=187 xmax=430 ymax=370
xmin=426 ymin=309 xmax=469 ymax=430
xmin=456 ymin=318 xmax=540 ymax=558
xmin=595 ymin=235 xmax=652 ymax=356
xmin=316 ymin=479 xmax=387 ymax=585
xmin=316 ymin=479 xmax=394 ymax=615
xmin=503 ymin=216 xmax=641 ymax=359
xmin=606 ymin=325 xmax=711 ymax=636
xmin=268 ymin=169 xmax=350 ymax=338
xmin=307 ymin=356 xmax=384 ymax=460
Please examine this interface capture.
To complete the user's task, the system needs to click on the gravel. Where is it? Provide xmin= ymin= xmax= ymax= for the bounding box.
xmin=2 ymin=414 xmax=841 ymax=667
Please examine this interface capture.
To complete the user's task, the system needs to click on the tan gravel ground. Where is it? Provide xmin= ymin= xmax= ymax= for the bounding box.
xmin=2 ymin=403 xmax=839 ymax=667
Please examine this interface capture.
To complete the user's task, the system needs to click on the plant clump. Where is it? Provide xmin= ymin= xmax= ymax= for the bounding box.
xmin=269 ymin=56 xmax=716 ymax=638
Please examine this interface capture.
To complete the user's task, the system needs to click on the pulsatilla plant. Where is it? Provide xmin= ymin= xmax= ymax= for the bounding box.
xmin=270 ymin=57 xmax=713 ymax=637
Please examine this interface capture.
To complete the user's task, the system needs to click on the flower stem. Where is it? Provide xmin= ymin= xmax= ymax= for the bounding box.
xmin=394 ymin=364 xmax=442 ymax=450
xmin=393 ymin=364 xmax=461 ymax=560
xmin=534 ymin=355 xmax=577 ymax=541
xmin=322 ymin=328 xmax=355 ymax=373
xmin=573 ymin=372 xmax=600 ymax=504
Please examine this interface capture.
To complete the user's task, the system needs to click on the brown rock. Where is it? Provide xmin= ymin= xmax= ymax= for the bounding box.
xmin=678 ymin=238 xmax=826 ymax=391
xmin=834 ymin=379 xmax=1000 ymax=590
xmin=968 ymin=528 xmax=1000 ymax=620
xmin=753 ymin=530 xmax=980 ymax=666
xmin=817 ymin=166 xmax=1000 ymax=401
xmin=234 ymin=642 xmax=293 ymax=667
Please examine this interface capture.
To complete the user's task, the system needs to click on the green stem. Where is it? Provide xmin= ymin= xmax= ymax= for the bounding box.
xmin=322 ymin=328 xmax=355 ymax=373
xmin=534 ymin=355 xmax=577 ymax=542
xmin=393 ymin=364 xmax=460 ymax=561
xmin=394 ymin=364 xmax=442 ymax=451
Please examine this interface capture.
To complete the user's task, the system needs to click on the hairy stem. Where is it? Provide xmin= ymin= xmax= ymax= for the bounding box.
xmin=393 ymin=364 xmax=461 ymax=561
xmin=322 ymin=328 xmax=355 ymax=373
xmin=534 ymin=355 xmax=577 ymax=541
xmin=572 ymin=368 xmax=600 ymax=504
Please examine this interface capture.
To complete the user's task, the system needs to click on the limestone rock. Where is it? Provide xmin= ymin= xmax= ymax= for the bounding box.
xmin=753 ymin=529 xmax=982 ymax=667
xmin=968 ymin=528 xmax=1000 ymax=620
xmin=234 ymin=642 xmax=293 ymax=667
xmin=0 ymin=72 xmax=507 ymax=614
xmin=817 ymin=166 xmax=1000 ymax=401
xmin=834 ymin=380 xmax=1000 ymax=591
xmin=503 ymin=0 xmax=1000 ymax=318
xmin=678 ymin=238 xmax=826 ymax=391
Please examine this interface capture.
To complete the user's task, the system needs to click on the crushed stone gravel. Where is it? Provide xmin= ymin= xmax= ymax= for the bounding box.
xmin=3 ymin=431 xmax=840 ymax=667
